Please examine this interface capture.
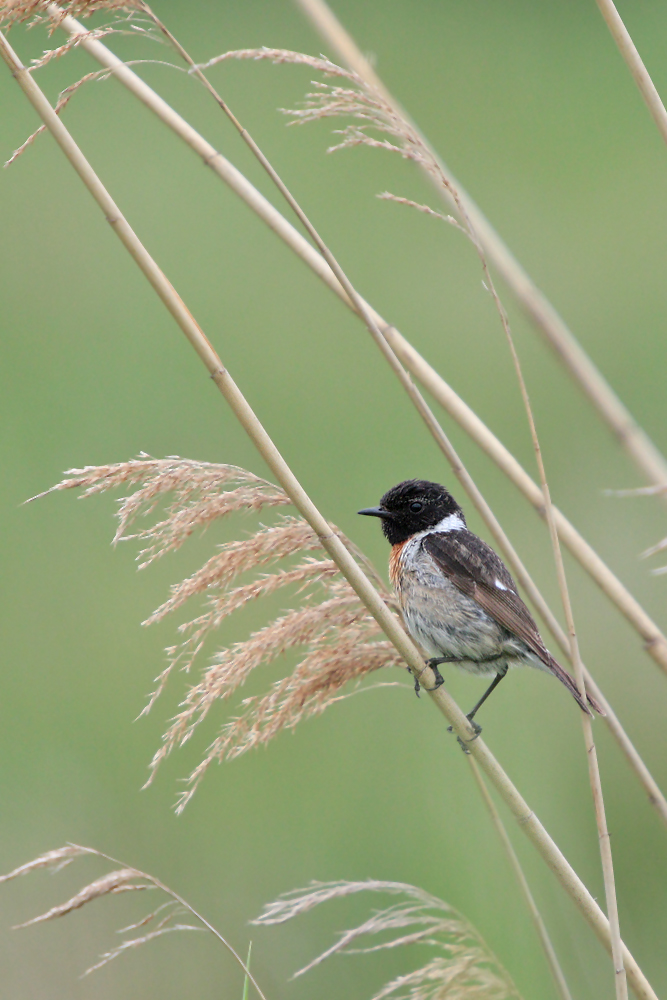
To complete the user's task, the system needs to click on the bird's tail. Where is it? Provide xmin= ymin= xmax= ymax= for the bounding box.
xmin=544 ymin=652 xmax=605 ymax=716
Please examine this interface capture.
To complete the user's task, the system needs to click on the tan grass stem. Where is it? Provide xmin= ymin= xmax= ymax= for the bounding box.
xmin=293 ymin=0 xmax=667 ymax=492
xmin=467 ymin=758 xmax=573 ymax=1000
xmin=471 ymin=207 xmax=628 ymax=993
xmin=0 ymin=32 xmax=657 ymax=998
xmin=507 ymin=341 xmax=628 ymax=996
xmin=42 ymin=10 xmax=667 ymax=822
xmin=594 ymin=0 xmax=667 ymax=146
xmin=139 ymin=6 xmax=485 ymax=489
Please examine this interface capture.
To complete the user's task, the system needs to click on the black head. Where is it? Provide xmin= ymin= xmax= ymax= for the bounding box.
xmin=358 ymin=479 xmax=465 ymax=545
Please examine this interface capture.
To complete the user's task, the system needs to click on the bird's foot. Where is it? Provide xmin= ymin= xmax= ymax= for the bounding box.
xmin=466 ymin=716 xmax=483 ymax=736
xmin=426 ymin=661 xmax=445 ymax=691
xmin=447 ymin=716 xmax=482 ymax=753
xmin=412 ymin=660 xmax=447 ymax=697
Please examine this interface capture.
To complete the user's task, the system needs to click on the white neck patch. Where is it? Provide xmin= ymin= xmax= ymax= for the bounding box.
xmin=431 ymin=512 xmax=465 ymax=533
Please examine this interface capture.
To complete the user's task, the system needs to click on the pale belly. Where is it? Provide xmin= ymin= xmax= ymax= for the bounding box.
xmin=398 ymin=575 xmax=529 ymax=677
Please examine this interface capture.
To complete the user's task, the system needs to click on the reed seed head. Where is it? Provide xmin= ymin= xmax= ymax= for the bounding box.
xmin=0 ymin=0 xmax=139 ymax=28
xmin=254 ymin=879 xmax=523 ymax=999
xmin=42 ymin=456 xmax=404 ymax=809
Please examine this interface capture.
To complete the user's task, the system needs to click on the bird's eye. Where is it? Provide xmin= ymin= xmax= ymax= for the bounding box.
xmin=409 ymin=501 xmax=424 ymax=513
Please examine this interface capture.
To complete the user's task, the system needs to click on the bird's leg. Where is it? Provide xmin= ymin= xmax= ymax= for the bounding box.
xmin=465 ymin=664 xmax=509 ymax=730
xmin=427 ymin=656 xmax=458 ymax=689
xmin=446 ymin=663 xmax=509 ymax=749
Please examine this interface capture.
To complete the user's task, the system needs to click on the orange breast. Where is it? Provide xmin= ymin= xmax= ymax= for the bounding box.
xmin=389 ymin=540 xmax=407 ymax=590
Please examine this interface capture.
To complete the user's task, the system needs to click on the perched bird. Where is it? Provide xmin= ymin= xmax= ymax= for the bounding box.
xmin=359 ymin=479 xmax=602 ymax=728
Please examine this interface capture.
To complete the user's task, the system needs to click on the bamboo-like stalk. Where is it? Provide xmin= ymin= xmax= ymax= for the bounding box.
xmin=502 ymin=311 xmax=627 ymax=997
xmin=45 ymin=11 xmax=667 ymax=823
xmin=464 ymin=185 xmax=628 ymax=995
xmin=293 ymin=0 xmax=667 ymax=492
xmin=140 ymin=4 xmax=488 ymax=492
xmin=467 ymin=758 xmax=574 ymax=1000
xmin=594 ymin=0 xmax=667 ymax=146
xmin=0 ymin=31 xmax=658 ymax=999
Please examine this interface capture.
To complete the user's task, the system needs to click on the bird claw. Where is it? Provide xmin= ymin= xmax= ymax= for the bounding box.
xmin=427 ymin=664 xmax=445 ymax=690
xmin=408 ymin=666 xmax=421 ymax=698
xmin=447 ymin=717 xmax=482 ymax=753
xmin=411 ymin=662 xmax=445 ymax=697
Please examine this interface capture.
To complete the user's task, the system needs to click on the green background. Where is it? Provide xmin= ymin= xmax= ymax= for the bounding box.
xmin=2 ymin=2 xmax=667 ymax=997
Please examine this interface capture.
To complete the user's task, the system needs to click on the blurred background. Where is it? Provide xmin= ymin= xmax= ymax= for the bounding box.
xmin=2 ymin=1 xmax=667 ymax=997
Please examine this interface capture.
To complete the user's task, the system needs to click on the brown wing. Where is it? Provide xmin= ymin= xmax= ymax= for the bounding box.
xmin=423 ymin=531 xmax=551 ymax=664
xmin=422 ymin=531 xmax=602 ymax=716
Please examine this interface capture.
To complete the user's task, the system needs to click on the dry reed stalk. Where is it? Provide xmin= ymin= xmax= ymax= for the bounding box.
xmin=475 ymin=200 xmax=626 ymax=998
xmin=141 ymin=7 xmax=493 ymax=547
xmin=463 ymin=214 xmax=627 ymax=994
xmin=456 ymin=170 xmax=628 ymax=994
xmin=594 ymin=0 xmax=667 ymax=145
xmin=467 ymin=760 xmax=573 ymax=1000
xmin=37 ymin=11 xmax=667 ymax=828
xmin=0 ymin=844 xmax=266 ymax=996
xmin=46 ymin=9 xmax=667 ymax=684
xmin=293 ymin=0 xmax=667 ymax=493
xmin=254 ymin=879 xmax=522 ymax=1000
xmin=0 ymin=27 xmax=658 ymax=999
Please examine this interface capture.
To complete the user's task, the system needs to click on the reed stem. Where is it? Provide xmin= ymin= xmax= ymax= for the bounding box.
xmin=294 ymin=0 xmax=667 ymax=492
xmin=594 ymin=0 xmax=667 ymax=146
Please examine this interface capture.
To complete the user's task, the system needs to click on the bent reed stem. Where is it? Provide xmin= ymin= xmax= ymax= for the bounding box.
xmin=294 ymin=0 xmax=667 ymax=493
xmin=45 ymin=9 xmax=667 ymax=825
xmin=0 ymin=29 xmax=657 ymax=1000
xmin=466 ymin=187 xmax=628 ymax=995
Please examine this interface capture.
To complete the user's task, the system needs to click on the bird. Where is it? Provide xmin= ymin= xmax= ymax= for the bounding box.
xmin=358 ymin=479 xmax=603 ymax=729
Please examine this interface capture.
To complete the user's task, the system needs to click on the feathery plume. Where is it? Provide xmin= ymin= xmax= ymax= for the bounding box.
xmin=0 ymin=1 xmax=139 ymax=29
xmin=40 ymin=457 xmax=405 ymax=807
xmin=0 ymin=845 xmax=220 ymax=981
xmin=201 ymin=47 xmax=469 ymax=219
xmin=1 ymin=3 xmax=164 ymax=167
xmin=254 ymin=879 xmax=522 ymax=999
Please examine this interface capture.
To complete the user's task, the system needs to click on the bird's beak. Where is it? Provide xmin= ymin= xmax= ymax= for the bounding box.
xmin=358 ymin=506 xmax=395 ymax=520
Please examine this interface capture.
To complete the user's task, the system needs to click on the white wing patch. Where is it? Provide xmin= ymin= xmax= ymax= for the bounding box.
xmin=494 ymin=578 xmax=508 ymax=591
